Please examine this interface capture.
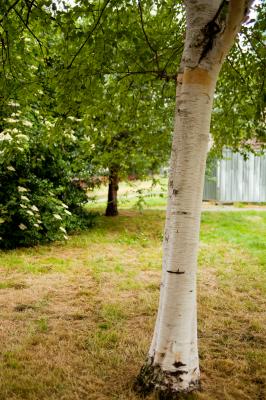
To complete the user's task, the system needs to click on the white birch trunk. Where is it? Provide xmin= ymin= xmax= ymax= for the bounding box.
xmin=135 ymin=0 xmax=253 ymax=397
xmin=149 ymin=75 xmax=183 ymax=357
xmin=150 ymin=67 xmax=219 ymax=393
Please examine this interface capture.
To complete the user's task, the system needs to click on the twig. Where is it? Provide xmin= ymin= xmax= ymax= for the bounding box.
xmin=162 ymin=43 xmax=183 ymax=72
xmin=24 ymin=0 xmax=35 ymax=26
xmin=13 ymin=8 xmax=45 ymax=58
xmin=137 ymin=0 xmax=159 ymax=69
xmin=67 ymin=0 xmax=112 ymax=69
xmin=0 ymin=0 xmax=21 ymax=24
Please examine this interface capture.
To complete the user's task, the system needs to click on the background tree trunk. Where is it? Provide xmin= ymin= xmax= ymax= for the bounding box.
xmin=105 ymin=167 xmax=119 ymax=216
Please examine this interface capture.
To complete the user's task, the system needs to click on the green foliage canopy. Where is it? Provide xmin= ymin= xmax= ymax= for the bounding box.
xmin=0 ymin=0 xmax=265 ymax=247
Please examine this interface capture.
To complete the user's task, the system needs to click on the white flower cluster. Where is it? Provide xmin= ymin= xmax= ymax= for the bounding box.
xmin=26 ymin=210 xmax=34 ymax=216
xmin=0 ymin=132 xmax=12 ymax=142
xmin=64 ymin=129 xmax=77 ymax=142
xmin=61 ymin=203 xmax=71 ymax=216
xmin=4 ymin=118 xmax=18 ymax=124
xmin=8 ymin=101 xmax=20 ymax=107
xmin=0 ymin=128 xmax=28 ymax=144
xmin=67 ymin=116 xmax=82 ymax=122
xmin=22 ymin=120 xmax=33 ymax=128
xmin=44 ymin=120 xmax=55 ymax=128
xmin=18 ymin=186 xmax=28 ymax=192
xmin=19 ymin=223 xmax=27 ymax=230
xmin=18 ymin=188 xmax=42 ymax=230
xmin=21 ymin=195 xmax=30 ymax=202
xmin=53 ymin=209 xmax=69 ymax=239
xmin=16 ymin=134 xmax=29 ymax=141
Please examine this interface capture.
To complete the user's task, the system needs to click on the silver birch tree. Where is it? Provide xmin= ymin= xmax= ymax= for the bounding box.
xmin=135 ymin=0 xmax=254 ymax=397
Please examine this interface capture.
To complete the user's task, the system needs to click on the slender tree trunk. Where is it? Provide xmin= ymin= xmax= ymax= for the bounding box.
xmin=105 ymin=167 xmax=119 ymax=216
xmin=135 ymin=1 xmax=253 ymax=397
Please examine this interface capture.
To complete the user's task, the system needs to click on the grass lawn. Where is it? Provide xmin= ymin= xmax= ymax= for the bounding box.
xmin=0 ymin=210 xmax=265 ymax=400
xmin=87 ymin=178 xmax=168 ymax=211
xmin=87 ymin=178 xmax=266 ymax=211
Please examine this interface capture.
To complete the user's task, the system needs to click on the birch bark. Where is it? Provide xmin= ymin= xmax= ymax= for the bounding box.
xmin=135 ymin=0 xmax=253 ymax=397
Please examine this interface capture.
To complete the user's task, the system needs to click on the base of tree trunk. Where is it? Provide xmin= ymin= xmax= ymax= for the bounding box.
xmin=133 ymin=359 xmax=200 ymax=399
xmin=105 ymin=206 xmax=118 ymax=217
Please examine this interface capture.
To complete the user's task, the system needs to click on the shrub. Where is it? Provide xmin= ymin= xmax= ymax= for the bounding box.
xmin=0 ymin=102 xmax=96 ymax=249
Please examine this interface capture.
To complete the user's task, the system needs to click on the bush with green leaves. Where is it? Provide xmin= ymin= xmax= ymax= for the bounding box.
xmin=0 ymin=102 xmax=95 ymax=249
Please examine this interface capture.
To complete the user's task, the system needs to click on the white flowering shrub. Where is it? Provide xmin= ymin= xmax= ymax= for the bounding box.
xmin=0 ymin=103 xmax=96 ymax=249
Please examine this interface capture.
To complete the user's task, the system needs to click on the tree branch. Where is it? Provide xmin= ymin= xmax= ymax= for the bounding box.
xmin=67 ymin=0 xmax=112 ymax=69
xmin=137 ymin=0 xmax=159 ymax=69
xmin=115 ymin=69 xmax=177 ymax=82
xmin=227 ymin=57 xmax=246 ymax=84
xmin=24 ymin=0 xmax=35 ymax=26
xmin=242 ymin=31 xmax=266 ymax=65
xmin=220 ymin=0 xmax=254 ymax=57
xmin=0 ymin=0 xmax=21 ymax=24
xmin=13 ymin=7 xmax=45 ymax=58
xmin=162 ymin=43 xmax=183 ymax=73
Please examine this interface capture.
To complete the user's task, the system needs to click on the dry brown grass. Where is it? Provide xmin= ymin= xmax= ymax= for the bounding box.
xmin=0 ymin=210 xmax=265 ymax=400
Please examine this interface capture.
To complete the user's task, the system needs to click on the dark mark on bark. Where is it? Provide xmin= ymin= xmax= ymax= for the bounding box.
xmin=169 ymin=180 xmax=173 ymax=188
xmin=176 ymin=211 xmax=189 ymax=215
xmin=173 ymin=361 xmax=186 ymax=368
xmin=168 ymin=370 xmax=188 ymax=376
xmin=167 ymin=270 xmax=185 ymax=275
xmin=173 ymin=189 xmax=179 ymax=195
xmin=198 ymin=0 xmax=227 ymax=63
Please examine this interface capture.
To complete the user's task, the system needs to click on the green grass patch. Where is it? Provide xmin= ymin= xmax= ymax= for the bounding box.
xmin=0 ymin=252 xmax=73 ymax=274
xmin=201 ymin=211 xmax=266 ymax=270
